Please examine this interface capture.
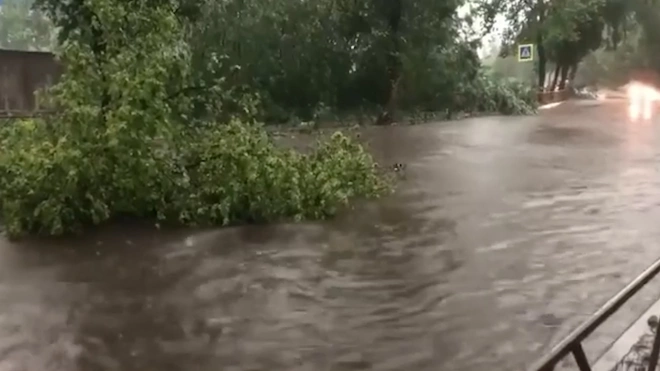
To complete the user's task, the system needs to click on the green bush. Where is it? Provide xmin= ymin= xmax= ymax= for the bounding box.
xmin=398 ymin=43 xmax=537 ymax=117
xmin=0 ymin=0 xmax=388 ymax=238
xmin=179 ymin=121 xmax=388 ymax=225
xmin=0 ymin=118 xmax=388 ymax=237
xmin=456 ymin=73 xmax=537 ymax=115
xmin=0 ymin=120 xmax=108 ymax=235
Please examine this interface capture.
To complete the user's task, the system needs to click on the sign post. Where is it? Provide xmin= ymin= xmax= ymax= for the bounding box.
xmin=518 ymin=44 xmax=534 ymax=62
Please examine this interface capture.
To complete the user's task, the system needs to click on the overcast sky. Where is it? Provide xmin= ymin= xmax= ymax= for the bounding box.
xmin=458 ymin=2 xmax=508 ymax=58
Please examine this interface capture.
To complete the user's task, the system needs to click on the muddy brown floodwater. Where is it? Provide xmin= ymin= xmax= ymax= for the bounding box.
xmin=3 ymin=100 xmax=660 ymax=371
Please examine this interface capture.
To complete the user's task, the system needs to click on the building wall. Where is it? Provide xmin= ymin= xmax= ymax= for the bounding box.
xmin=0 ymin=49 xmax=61 ymax=113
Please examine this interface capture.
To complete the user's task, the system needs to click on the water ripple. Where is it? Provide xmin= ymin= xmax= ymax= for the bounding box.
xmin=1 ymin=104 xmax=660 ymax=370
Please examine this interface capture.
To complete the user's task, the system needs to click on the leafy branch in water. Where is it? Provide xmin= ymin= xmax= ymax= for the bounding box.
xmin=0 ymin=0 xmax=389 ymax=237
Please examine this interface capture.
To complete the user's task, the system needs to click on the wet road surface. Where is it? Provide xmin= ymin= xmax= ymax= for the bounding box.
xmin=2 ymin=100 xmax=660 ymax=371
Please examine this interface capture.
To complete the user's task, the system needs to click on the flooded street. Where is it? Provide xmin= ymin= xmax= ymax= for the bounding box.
xmin=3 ymin=100 xmax=660 ymax=371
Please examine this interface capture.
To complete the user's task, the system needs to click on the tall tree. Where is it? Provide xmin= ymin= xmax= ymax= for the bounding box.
xmin=35 ymin=0 xmax=534 ymax=122
xmin=481 ymin=0 xmax=605 ymax=90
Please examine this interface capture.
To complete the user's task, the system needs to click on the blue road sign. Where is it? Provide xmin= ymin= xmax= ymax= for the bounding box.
xmin=518 ymin=44 xmax=534 ymax=62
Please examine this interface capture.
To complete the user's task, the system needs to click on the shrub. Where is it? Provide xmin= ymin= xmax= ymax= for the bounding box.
xmin=456 ymin=72 xmax=538 ymax=115
xmin=0 ymin=117 xmax=388 ymax=238
xmin=180 ymin=121 xmax=387 ymax=225
xmin=0 ymin=0 xmax=389 ymax=238
xmin=0 ymin=119 xmax=109 ymax=235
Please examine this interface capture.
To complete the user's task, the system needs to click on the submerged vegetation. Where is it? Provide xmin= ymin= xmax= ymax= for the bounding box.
xmin=0 ymin=0 xmax=392 ymax=237
xmin=4 ymin=0 xmax=658 ymax=237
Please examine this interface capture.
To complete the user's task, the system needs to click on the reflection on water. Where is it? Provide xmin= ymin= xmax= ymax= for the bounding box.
xmin=2 ymin=101 xmax=660 ymax=371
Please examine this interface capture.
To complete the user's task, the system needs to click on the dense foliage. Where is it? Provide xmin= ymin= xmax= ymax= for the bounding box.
xmin=481 ymin=0 xmax=660 ymax=91
xmin=0 ymin=0 xmax=388 ymax=237
xmin=480 ymin=0 xmax=607 ymax=91
xmin=0 ymin=0 xmax=550 ymax=237
xmin=4 ymin=0 xmax=660 ymax=237
xmin=575 ymin=0 xmax=660 ymax=86
xmin=24 ymin=0 xmax=537 ymax=122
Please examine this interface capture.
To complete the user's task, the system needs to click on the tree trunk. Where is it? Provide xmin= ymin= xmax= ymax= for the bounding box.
xmin=545 ymin=70 xmax=553 ymax=90
xmin=550 ymin=64 xmax=561 ymax=91
xmin=537 ymin=37 xmax=547 ymax=91
xmin=568 ymin=63 xmax=578 ymax=87
xmin=558 ymin=64 xmax=570 ymax=90
xmin=377 ymin=0 xmax=403 ymax=125
xmin=536 ymin=0 xmax=547 ymax=91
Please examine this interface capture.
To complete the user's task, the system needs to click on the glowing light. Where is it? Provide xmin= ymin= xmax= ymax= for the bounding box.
xmin=627 ymin=82 xmax=660 ymax=121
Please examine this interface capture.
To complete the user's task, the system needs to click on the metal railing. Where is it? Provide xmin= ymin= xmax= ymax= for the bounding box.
xmin=528 ymin=258 xmax=660 ymax=371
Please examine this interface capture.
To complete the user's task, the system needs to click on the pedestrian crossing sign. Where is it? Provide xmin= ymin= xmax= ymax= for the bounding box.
xmin=518 ymin=44 xmax=534 ymax=62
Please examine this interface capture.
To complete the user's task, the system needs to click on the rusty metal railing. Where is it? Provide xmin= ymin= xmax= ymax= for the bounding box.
xmin=528 ymin=258 xmax=660 ymax=371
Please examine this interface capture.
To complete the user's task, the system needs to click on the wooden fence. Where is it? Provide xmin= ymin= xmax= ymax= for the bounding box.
xmin=0 ymin=49 xmax=61 ymax=117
